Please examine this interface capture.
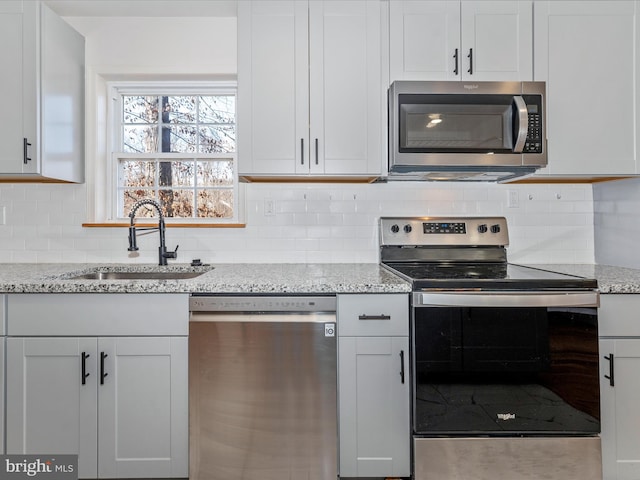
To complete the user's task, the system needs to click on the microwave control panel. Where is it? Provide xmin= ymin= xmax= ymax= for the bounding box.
xmin=523 ymin=95 xmax=543 ymax=153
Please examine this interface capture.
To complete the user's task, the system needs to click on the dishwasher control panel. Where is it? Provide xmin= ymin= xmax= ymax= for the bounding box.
xmin=189 ymin=295 xmax=337 ymax=313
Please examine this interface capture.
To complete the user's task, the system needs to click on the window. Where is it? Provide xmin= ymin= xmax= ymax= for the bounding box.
xmin=108 ymin=82 xmax=239 ymax=222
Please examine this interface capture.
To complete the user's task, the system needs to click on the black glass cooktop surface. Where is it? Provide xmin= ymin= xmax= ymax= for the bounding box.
xmin=383 ymin=262 xmax=597 ymax=290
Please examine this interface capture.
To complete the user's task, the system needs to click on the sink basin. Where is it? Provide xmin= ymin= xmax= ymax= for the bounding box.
xmin=71 ymin=271 xmax=207 ymax=281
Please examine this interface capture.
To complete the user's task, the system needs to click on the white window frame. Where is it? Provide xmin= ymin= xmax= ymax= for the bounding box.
xmin=106 ymin=80 xmax=241 ymax=224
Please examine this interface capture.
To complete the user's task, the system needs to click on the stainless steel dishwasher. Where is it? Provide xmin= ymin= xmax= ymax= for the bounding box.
xmin=189 ymin=295 xmax=338 ymax=480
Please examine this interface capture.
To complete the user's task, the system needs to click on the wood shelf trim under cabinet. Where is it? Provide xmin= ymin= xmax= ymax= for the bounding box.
xmin=239 ymin=175 xmax=379 ymax=183
xmin=82 ymin=222 xmax=246 ymax=228
xmin=507 ymin=176 xmax=636 ymax=184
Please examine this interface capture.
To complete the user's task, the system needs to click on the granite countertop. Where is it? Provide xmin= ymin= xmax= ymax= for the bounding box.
xmin=1 ymin=262 xmax=639 ymax=295
xmin=522 ymin=264 xmax=640 ymax=294
xmin=0 ymin=263 xmax=412 ymax=294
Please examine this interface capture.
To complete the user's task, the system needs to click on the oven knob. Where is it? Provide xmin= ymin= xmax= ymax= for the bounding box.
xmin=477 ymin=224 xmax=488 ymax=234
xmin=404 ymin=224 xmax=413 ymax=233
xmin=491 ymin=224 xmax=501 ymax=234
xmin=391 ymin=224 xmax=400 ymax=233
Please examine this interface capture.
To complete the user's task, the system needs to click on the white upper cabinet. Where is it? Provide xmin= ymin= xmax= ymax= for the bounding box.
xmin=0 ymin=1 xmax=85 ymax=183
xmin=534 ymin=1 xmax=638 ymax=176
xmin=0 ymin=2 xmax=25 ymax=176
xmin=238 ymin=0 xmax=382 ymax=178
xmin=389 ymin=1 xmax=532 ymax=82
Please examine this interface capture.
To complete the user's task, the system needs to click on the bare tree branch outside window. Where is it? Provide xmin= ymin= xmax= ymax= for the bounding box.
xmin=117 ymin=92 xmax=236 ymax=219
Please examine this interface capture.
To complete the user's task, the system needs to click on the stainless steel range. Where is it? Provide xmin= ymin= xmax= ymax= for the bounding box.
xmin=380 ymin=217 xmax=602 ymax=480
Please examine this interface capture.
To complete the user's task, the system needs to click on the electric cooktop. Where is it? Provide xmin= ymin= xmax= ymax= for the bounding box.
xmin=379 ymin=216 xmax=598 ymax=291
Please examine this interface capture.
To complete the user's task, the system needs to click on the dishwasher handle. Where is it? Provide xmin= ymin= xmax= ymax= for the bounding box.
xmin=189 ymin=295 xmax=337 ymax=313
xmin=414 ymin=291 xmax=599 ymax=308
xmin=190 ymin=312 xmax=336 ymax=324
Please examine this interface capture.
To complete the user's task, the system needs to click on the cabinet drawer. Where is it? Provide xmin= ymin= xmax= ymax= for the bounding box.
xmin=338 ymin=294 xmax=409 ymax=336
xmin=7 ymin=294 xmax=188 ymax=336
xmin=0 ymin=294 xmax=6 ymax=335
xmin=599 ymin=294 xmax=640 ymax=337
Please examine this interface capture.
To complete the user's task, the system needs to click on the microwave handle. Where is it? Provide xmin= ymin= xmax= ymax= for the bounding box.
xmin=512 ymin=96 xmax=528 ymax=153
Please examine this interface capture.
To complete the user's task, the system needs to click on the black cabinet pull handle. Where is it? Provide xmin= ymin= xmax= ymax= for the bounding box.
xmin=467 ymin=48 xmax=473 ymax=75
xmin=81 ymin=352 xmax=90 ymax=385
xmin=604 ymin=353 xmax=615 ymax=386
xmin=358 ymin=314 xmax=391 ymax=321
xmin=315 ymin=138 xmax=319 ymax=165
xmin=453 ymin=48 xmax=459 ymax=75
xmin=400 ymin=350 xmax=405 ymax=384
xmin=300 ymin=138 xmax=304 ymax=165
xmin=100 ymin=352 xmax=109 ymax=385
xmin=23 ymin=138 xmax=32 ymax=164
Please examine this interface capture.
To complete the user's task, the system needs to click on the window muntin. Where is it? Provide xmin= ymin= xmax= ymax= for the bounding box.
xmin=121 ymin=95 xmax=236 ymax=154
xmin=112 ymin=86 xmax=237 ymax=221
xmin=117 ymin=156 xmax=234 ymax=219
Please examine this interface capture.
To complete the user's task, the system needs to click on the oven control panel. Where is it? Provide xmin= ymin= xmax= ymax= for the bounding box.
xmin=423 ymin=222 xmax=466 ymax=234
xmin=380 ymin=216 xmax=509 ymax=247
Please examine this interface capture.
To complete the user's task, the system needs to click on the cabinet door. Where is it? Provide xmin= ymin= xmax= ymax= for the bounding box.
xmin=534 ymin=1 xmax=638 ymax=175
xmin=389 ymin=1 xmax=531 ymax=82
xmin=309 ymin=0 xmax=382 ymax=175
xmin=0 ymin=338 xmax=4 ymax=454
xmin=97 ymin=337 xmax=188 ymax=478
xmin=39 ymin=2 xmax=85 ymax=183
xmin=389 ymin=1 xmax=460 ymax=81
xmin=600 ymin=338 xmax=640 ymax=480
xmin=6 ymin=337 xmax=98 ymax=478
xmin=0 ymin=2 xmax=83 ymax=180
xmin=461 ymin=1 xmax=532 ymax=81
xmin=338 ymin=336 xmax=410 ymax=478
xmin=237 ymin=1 xmax=309 ymax=176
xmin=0 ymin=2 xmax=32 ymax=174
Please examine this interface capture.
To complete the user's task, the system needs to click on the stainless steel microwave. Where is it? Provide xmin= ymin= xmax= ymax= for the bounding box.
xmin=387 ymin=81 xmax=546 ymax=182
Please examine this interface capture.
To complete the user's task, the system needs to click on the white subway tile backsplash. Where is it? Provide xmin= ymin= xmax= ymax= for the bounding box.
xmin=3 ymin=238 xmax=26 ymax=250
xmin=36 ymin=251 xmax=64 ymax=263
xmin=12 ymin=250 xmax=38 ymax=262
xmin=0 ymin=185 xmax=26 ymax=202
xmin=462 ymin=189 xmax=489 ymax=201
xmin=25 ymin=237 xmax=50 ymax=251
xmin=594 ymin=177 xmax=640 ymax=268
xmin=0 ymin=181 xmax=596 ymax=264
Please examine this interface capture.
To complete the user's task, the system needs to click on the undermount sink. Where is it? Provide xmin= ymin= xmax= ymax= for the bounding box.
xmin=59 ymin=264 xmax=214 ymax=282
xmin=72 ymin=271 xmax=206 ymax=281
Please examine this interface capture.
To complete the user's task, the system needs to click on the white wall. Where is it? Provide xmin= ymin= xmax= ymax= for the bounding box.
xmin=0 ymin=15 xmax=596 ymax=265
xmin=594 ymin=177 xmax=640 ymax=268
xmin=70 ymin=16 xmax=237 ymax=75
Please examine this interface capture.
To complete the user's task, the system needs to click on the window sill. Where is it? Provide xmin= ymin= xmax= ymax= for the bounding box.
xmin=82 ymin=222 xmax=246 ymax=228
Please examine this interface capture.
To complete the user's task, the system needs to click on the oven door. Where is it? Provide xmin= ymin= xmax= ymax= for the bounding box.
xmin=412 ymin=291 xmax=600 ymax=436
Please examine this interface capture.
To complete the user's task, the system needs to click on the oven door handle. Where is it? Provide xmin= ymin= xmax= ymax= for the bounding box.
xmin=414 ymin=291 xmax=599 ymax=308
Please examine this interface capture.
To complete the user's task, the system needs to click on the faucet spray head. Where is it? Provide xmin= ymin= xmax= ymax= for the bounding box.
xmin=128 ymin=226 xmax=139 ymax=251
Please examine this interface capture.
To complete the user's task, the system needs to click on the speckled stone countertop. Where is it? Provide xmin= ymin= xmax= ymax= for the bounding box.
xmin=0 ymin=263 xmax=411 ymax=294
xmin=522 ymin=264 xmax=640 ymax=294
xmin=2 ymin=263 xmax=639 ymax=295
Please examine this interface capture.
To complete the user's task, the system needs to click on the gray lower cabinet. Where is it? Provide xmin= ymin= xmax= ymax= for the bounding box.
xmin=337 ymin=293 xmax=410 ymax=478
xmin=5 ymin=294 xmax=188 ymax=479
xmin=0 ymin=294 xmax=5 ymax=455
xmin=599 ymin=294 xmax=640 ymax=480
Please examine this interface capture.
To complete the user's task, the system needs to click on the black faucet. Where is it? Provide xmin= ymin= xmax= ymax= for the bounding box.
xmin=127 ymin=199 xmax=178 ymax=266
